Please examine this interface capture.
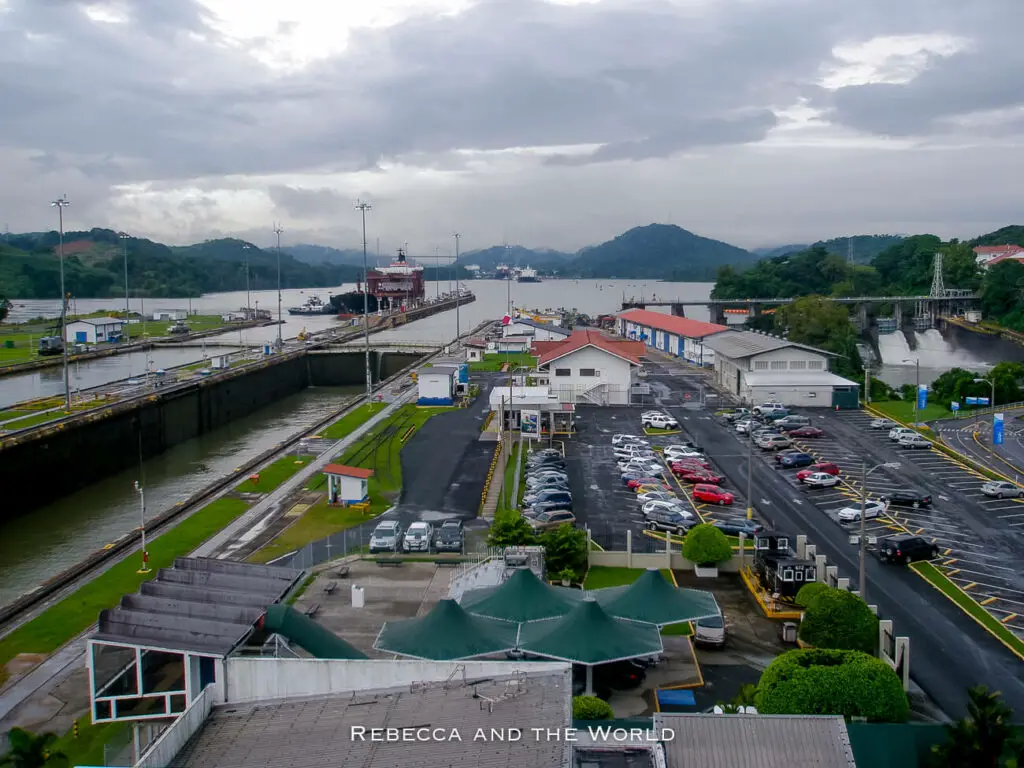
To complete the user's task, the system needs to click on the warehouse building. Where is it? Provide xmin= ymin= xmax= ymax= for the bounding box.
xmin=617 ymin=309 xmax=728 ymax=366
xmin=63 ymin=316 xmax=124 ymax=344
xmin=502 ymin=315 xmax=571 ymax=341
xmin=703 ymin=330 xmax=860 ymax=409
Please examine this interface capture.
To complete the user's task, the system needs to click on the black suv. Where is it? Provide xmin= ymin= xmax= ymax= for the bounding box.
xmin=434 ymin=520 xmax=464 ymax=553
xmin=877 ymin=535 xmax=939 ymax=565
xmin=882 ymin=490 xmax=932 ymax=509
xmin=644 ymin=508 xmax=694 ymax=535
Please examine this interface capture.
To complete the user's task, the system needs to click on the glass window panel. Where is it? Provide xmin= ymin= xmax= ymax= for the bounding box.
xmin=93 ymin=644 xmax=138 ymax=696
xmin=140 ymin=649 xmax=186 ymax=695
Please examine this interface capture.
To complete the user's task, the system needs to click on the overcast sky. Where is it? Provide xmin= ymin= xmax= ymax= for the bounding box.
xmin=2 ymin=0 xmax=1022 ymax=256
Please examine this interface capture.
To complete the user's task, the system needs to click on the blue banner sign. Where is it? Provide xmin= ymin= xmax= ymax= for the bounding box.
xmin=977 ymin=397 xmax=990 ymax=406
xmin=951 ymin=401 xmax=960 ymax=411
xmin=917 ymin=384 xmax=928 ymax=411
xmin=966 ymin=396 xmax=978 ymax=405
xmin=994 ymin=413 xmax=1005 ymax=446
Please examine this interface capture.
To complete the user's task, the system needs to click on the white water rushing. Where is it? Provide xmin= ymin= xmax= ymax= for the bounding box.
xmin=874 ymin=329 xmax=989 ymax=387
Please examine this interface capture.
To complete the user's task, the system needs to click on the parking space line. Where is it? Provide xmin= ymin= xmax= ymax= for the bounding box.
xmin=982 ymin=596 xmax=999 ymax=605
xmin=1002 ymin=613 xmax=1019 ymax=625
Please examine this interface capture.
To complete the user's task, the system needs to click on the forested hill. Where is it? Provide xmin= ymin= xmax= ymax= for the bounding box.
xmin=0 ymin=229 xmax=362 ymax=298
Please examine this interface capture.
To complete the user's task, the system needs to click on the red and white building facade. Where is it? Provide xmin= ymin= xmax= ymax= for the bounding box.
xmin=974 ymin=244 xmax=1024 ymax=269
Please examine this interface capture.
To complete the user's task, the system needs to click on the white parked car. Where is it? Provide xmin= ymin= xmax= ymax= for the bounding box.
xmin=888 ymin=427 xmax=916 ymax=441
xmin=981 ymin=480 xmax=1024 ymax=499
xmin=615 ymin=445 xmax=656 ymax=458
xmin=734 ymin=420 xmax=755 ymax=434
xmin=643 ymin=414 xmax=679 ymax=430
xmin=402 ymin=521 xmax=434 ymax=551
xmin=664 ymin=447 xmax=704 ymax=460
xmin=802 ymin=472 xmax=840 ymax=488
xmin=837 ymin=500 xmax=887 ymax=522
xmin=612 ymin=434 xmax=648 ymax=446
xmin=619 ymin=460 xmax=664 ymax=475
xmin=753 ymin=401 xmax=785 ymax=415
xmin=642 ymin=500 xmax=693 ymax=518
xmin=694 ymin=612 xmax=726 ymax=647
xmin=636 ymin=489 xmax=678 ymax=503
xmin=870 ymin=418 xmax=896 ymax=429
xmin=897 ymin=433 xmax=932 ymax=450
xmin=369 ymin=521 xmax=403 ymax=553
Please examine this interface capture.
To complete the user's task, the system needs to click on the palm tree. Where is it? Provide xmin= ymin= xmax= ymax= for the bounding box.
xmin=929 ymin=686 xmax=1019 ymax=767
xmin=0 ymin=728 xmax=68 ymax=768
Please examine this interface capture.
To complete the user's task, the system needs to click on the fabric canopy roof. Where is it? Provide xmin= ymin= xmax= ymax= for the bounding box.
xmin=592 ymin=569 xmax=720 ymax=627
xmin=374 ymin=599 xmax=518 ymax=660
xmin=517 ymin=599 xmax=663 ymax=665
xmin=461 ymin=567 xmax=582 ymax=623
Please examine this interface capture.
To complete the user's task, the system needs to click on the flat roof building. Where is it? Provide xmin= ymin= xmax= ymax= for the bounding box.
xmin=64 ymin=316 xmax=124 ymax=344
xmin=617 ymin=309 xmax=728 ymax=367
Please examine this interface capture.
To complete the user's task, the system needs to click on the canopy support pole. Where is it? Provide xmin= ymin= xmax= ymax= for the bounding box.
xmin=586 ymin=665 xmax=594 ymax=697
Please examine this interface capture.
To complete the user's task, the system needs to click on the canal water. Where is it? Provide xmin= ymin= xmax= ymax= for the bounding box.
xmin=0 ymin=387 xmax=358 ymax=607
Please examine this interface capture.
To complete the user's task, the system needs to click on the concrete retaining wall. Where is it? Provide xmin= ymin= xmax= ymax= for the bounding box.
xmin=588 ymin=550 xmax=741 ymax=572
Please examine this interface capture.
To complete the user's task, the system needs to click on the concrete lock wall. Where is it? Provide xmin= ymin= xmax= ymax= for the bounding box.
xmin=221 ymin=658 xmax=570 ymax=704
xmin=0 ymin=351 xmax=421 ymax=518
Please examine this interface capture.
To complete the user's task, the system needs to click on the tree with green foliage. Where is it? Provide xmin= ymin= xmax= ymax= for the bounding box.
xmin=927 ymin=367 xmax=1018 ymax=412
xmin=942 ymin=240 xmax=983 ymax=291
xmin=716 ymin=683 xmax=759 ymax=713
xmin=486 ymin=511 xmax=537 ymax=548
xmin=682 ymin=523 xmax=733 ymax=566
xmin=0 ymin=298 xmax=9 ymax=323
xmin=794 ymin=581 xmax=829 ymax=608
xmin=755 ymin=648 xmax=909 ymax=722
xmin=540 ymin=524 xmax=588 ymax=581
xmin=871 ymin=234 xmax=943 ymax=293
xmin=797 ymin=587 xmax=878 ymax=654
xmin=928 ymin=686 xmax=1024 ymax=768
xmin=572 ymin=695 xmax=614 ymax=720
xmin=773 ymin=295 xmax=862 ymax=378
xmin=0 ymin=727 xmax=68 ymax=768
xmin=980 ymin=260 xmax=1024 ymax=333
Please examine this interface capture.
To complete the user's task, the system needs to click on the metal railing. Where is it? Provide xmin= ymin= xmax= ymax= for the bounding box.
xmin=952 ymin=400 xmax=1024 ymax=419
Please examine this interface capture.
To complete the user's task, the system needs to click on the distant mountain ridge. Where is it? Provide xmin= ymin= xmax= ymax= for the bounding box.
xmin=752 ymin=235 xmax=905 ymax=265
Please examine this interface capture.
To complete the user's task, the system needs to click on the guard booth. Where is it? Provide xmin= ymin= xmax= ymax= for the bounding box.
xmin=752 ymin=532 xmax=817 ymax=601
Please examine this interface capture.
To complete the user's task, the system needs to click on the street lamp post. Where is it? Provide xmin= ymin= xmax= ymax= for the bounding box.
xmin=134 ymin=481 xmax=150 ymax=574
xmin=858 ymin=460 xmax=901 ymax=598
xmin=119 ymin=231 xmax=130 ymax=324
xmin=355 ymin=201 xmax=373 ymax=400
xmin=242 ymin=244 xmax=252 ymax=319
xmin=973 ymin=377 xmax=996 ymax=409
xmin=453 ymin=232 xmax=461 ymax=343
xmin=745 ymin=425 xmax=754 ymax=520
xmin=273 ymin=224 xmax=283 ymax=349
xmin=51 ymin=196 xmax=72 ymax=412
xmin=902 ymin=358 xmax=920 ymax=424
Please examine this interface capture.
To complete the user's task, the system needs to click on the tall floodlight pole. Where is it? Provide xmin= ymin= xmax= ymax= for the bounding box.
xmin=51 ymin=196 xmax=72 ymax=412
xmin=505 ymin=244 xmax=512 ymax=316
xmin=745 ymin=425 xmax=754 ymax=520
xmin=119 ymin=231 xmax=130 ymax=323
xmin=453 ymin=232 xmax=461 ymax=342
xmin=434 ymin=246 xmax=440 ymax=299
xmin=355 ymin=200 xmax=373 ymax=399
xmin=134 ymin=481 xmax=150 ymax=573
xmin=858 ymin=461 xmax=901 ymax=598
xmin=242 ymin=243 xmax=252 ymax=319
xmin=273 ymin=224 xmax=283 ymax=349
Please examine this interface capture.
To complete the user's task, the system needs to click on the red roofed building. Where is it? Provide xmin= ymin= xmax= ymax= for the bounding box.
xmin=322 ymin=464 xmax=374 ymax=506
xmin=974 ymin=245 xmax=1024 ymax=268
xmin=533 ymin=330 xmax=645 ymax=405
xmin=616 ymin=308 xmax=729 ymax=367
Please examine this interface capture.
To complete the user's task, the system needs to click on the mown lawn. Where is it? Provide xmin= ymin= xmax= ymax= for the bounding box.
xmin=234 ymin=455 xmax=309 ymax=492
xmin=248 ymin=498 xmax=373 ymax=564
xmin=0 ymin=497 xmax=250 ymax=686
xmin=582 ymin=566 xmax=675 ymax=589
xmin=468 ymin=352 xmax=536 ymax=372
xmin=869 ymin=400 xmax=951 ymax=423
xmin=51 ymin=715 xmax=128 ymax=768
xmin=321 ymin=401 xmax=387 ymax=439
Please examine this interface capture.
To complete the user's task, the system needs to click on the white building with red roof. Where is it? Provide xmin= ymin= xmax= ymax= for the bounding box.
xmin=533 ymin=330 xmax=645 ymax=405
xmin=974 ymin=244 xmax=1024 ymax=268
xmin=617 ymin=308 xmax=729 ymax=366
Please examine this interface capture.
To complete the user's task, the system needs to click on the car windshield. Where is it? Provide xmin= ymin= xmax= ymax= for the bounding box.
xmin=698 ymin=614 xmax=724 ymax=629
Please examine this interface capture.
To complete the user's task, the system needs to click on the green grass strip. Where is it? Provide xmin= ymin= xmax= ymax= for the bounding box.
xmin=234 ymin=455 xmax=309 ymax=493
xmin=0 ymin=497 xmax=250 ymax=678
xmin=320 ymin=401 xmax=387 ymax=440
xmin=911 ymin=561 xmax=1024 ymax=660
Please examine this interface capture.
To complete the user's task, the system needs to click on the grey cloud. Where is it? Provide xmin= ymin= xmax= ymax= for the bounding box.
xmin=268 ymin=185 xmax=348 ymax=218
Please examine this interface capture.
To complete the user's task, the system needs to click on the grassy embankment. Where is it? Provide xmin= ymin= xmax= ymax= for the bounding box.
xmin=469 ymin=352 xmax=536 ymax=372
xmin=0 ymin=395 xmax=120 ymax=430
xmin=248 ymin=403 xmax=445 ymax=563
xmin=582 ymin=566 xmax=693 ymax=636
xmin=867 ymin=400 xmax=952 ymax=423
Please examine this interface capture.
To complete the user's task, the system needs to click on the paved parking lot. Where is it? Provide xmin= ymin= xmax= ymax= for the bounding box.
xmin=569 ymin=406 xmax=752 ymax=552
xmin=932 ymin=414 xmax=1024 ymax=485
xmin=723 ymin=408 xmax=1024 ymax=639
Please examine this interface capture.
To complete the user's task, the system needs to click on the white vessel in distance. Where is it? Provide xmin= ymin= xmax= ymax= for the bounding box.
xmin=516 ymin=266 xmax=541 ymax=283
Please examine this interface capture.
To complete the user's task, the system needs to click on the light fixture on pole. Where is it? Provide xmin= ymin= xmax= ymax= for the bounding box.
xmin=273 ymin=224 xmax=283 ymax=349
xmin=857 ymin=460 xmax=900 ymax=599
xmin=355 ymin=200 xmax=373 ymax=400
xmin=241 ymin=243 xmax=252 ymax=320
xmin=50 ymin=195 xmax=72 ymax=412
xmin=505 ymin=243 xmax=512 ymax=316
xmin=134 ymin=480 xmax=150 ymax=574
xmin=901 ymin=357 xmax=920 ymax=424
xmin=745 ymin=425 xmax=754 ymax=520
xmin=973 ymin=377 xmax=996 ymax=408
xmin=119 ymin=231 xmax=130 ymax=324
xmin=453 ymin=232 xmax=461 ymax=343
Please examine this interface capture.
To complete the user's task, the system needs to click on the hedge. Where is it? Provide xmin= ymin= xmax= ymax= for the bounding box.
xmin=795 ymin=582 xmax=829 ymax=608
xmin=798 ymin=588 xmax=879 ymax=655
xmin=572 ymin=695 xmax=613 ymax=720
xmin=756 ymin=648 xmax=909 ymax=722
xmin=682 ymin=523 xmax=733 ymax=565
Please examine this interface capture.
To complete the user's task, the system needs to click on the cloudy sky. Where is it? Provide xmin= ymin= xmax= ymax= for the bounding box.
xmin=2 ymin=0 xmax=1022 ymax=256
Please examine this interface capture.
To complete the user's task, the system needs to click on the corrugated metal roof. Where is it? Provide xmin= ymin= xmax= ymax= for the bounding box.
xmin=743 ymin=372 xmax=858 ymax=387
xmin=617 ymin=309 xmax=728 ymax=339
xmin=703 ymin=330 xmax=837 ymax=360
xmin=511 ymin=317 xmax=571 ymax=336
xmin=654 ymin=714 xmax=856 ymax=768
xmin=172 ymin=670 xmax=572 ymax=768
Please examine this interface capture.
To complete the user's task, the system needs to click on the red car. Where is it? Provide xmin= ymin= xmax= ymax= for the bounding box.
xmin=789 ymin=426 xmax=825 ymax=438
xmin=678 ymin=471 xmax=725 ymax=485
xmin=671 ymin=459 xmax=711 ymax=472
xmin=693 ymin=484 xmax=735 ymax=505
xmin=796 ymin=463 xmax=841 ymax=482
xmin=627 ymin=477 xmax=668 ymax=490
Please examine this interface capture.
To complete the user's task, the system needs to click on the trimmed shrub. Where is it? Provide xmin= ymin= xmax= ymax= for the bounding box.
xmin=795 ymin=582 xmax=830 ymax=608
xmin=573 ymin=695 xmax=613 ymax=720
xmin=756 ymin=648 xmax=909 ymax=722
xmin=682 ymin=523 xmax=733 ymax=566
xmin=798 ymin=587 xmax=878 ymax=654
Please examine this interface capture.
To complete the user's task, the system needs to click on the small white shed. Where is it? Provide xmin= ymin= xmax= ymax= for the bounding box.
xmin=322 ymin=463 xmax=374 ymax=505
xmin=417 ymin=367 xmax=455 ymax=405
xmin=64 ymin=317 xmax=124 ymax=344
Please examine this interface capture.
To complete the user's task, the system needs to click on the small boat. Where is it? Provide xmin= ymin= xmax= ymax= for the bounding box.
xmin=287 ymin=296 xmax=334 ymax=316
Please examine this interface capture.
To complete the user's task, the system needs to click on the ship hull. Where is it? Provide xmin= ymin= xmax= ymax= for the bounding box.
xmin=329 ymin=291 xmax=380 ymax=315
xmin=516 ymin=276 xmax=541 ymax=283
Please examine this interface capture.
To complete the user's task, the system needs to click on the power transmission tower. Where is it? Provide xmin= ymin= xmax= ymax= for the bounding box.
xmin=847 ymin=237 xmax=855 ymax=265
xmin=930 ymin=252 xmax=945 ymax=297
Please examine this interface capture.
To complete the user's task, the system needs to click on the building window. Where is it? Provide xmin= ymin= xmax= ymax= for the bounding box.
xmin=554 ymin=368 xmax=570 ymax=377
xmin=770 ymin=361 xmax=786 ymax=370
xmin=579 ymin=368 xmax=597 ymax=377
xmin=790 ymin=360 xmax=806 ymax=370
xmin=808 ymin=360 xmax=824 ymax=369
xmin=806 ymin=392 xmax=816 ymax=398
xmin=754 ymin=361 xmax=769 ymax=370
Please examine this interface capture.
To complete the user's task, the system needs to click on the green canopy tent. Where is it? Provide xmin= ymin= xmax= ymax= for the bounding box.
xmin=374 ymin=598 xmax=519 ymax=660
xmin=591 ymin=568 xmax=721 ymax=628
xmin=517 ymin=598 xmax=664 ymax=694
xmin=460 ymin=567 xmax=583 ymax=623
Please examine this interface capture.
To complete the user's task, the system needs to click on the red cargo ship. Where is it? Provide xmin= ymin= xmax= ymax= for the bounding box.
xmin=366 ymin=247 xmax=425 ymax=311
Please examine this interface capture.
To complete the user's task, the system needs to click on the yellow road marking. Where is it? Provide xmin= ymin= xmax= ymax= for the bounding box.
xmin=1001 ymin=613 xmax=1017 ymax=624
xmin=947 ymin=569 xmax=961 ymax=576
xmin=963 ymin=582 xmax=977 ymax=591
xmin=981 ymin=596 xmax=999 ymax=605
xmin=943 ymin=548 xmax=952 ymax=556
xmin=944 ymin=558 xmax=958 ymax=566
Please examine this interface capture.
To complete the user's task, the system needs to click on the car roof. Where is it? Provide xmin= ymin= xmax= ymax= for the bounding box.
xmin=375 ymin=520 xmax=399 ymax=529
xmin=408 ymin=521 xmax=430 ymax=529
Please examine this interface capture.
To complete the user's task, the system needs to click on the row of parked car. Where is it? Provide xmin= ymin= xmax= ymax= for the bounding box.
xmin=519 ymin=448 xmax=578 ymax=531
xmin=368 ymin=519 xmax=465 ymax=553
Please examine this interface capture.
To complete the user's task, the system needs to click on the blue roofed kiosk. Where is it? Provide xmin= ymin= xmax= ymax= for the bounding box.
xmin=322 ymin=463 xmax=373 ymax=506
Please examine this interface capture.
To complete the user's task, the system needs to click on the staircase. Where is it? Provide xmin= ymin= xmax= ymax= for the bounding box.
xmin=577 ymin=382 xmax=608 ymax=405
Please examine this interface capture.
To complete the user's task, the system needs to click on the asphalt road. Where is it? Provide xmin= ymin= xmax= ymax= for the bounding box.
xmin=647 ymin=362 xmax=1024 ymax=720
xmin=932 ymin=414 xmax=1024 ymax=482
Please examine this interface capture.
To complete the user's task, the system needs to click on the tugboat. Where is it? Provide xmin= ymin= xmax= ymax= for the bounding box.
xmin=516 ymin=266 xmax=541 ymax=283
xmin=287 ymin=296 xmax=334 ymax=316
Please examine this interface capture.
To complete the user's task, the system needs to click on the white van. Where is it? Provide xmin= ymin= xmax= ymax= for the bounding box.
xmin=694 ymin=612 xmax=726 ymax=647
